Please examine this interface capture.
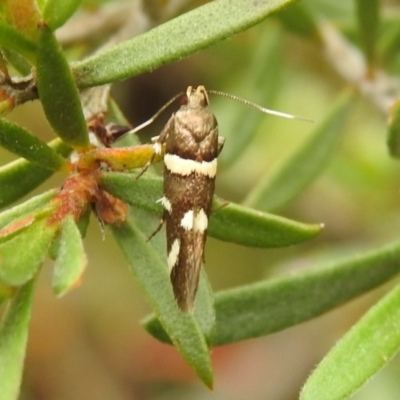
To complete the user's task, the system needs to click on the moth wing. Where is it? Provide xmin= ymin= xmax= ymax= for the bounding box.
xmin=185 ymin=216 xmax=206 ymax=309
xmin=169 ymin=207 xmax=207 ymax=312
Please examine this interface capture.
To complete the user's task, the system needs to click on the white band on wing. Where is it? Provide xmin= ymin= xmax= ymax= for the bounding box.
xmin=164 ymin=154 xmax=217 ymax=177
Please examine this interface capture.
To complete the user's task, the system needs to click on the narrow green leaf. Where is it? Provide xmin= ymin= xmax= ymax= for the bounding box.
xmin=0 ymin=119 xmax=68 ymax=171
xmin=210 ymin=195 xmax=322 ymax=247
xmin=244 ymin=90 xmax=354 ymax=212
xmin=100 ymin=173 xmax=323 ymax=248
xmin=0 ymin=21 xmax=36 ymax=62
xmin=43 ymin=0 xmax=81 ymax=30
xmin=0 ymin=281 xmax=14 ymax=306
xmin=72 ymin=0 xmax=297 ymax=87
xmin=301 ymin=283 xmax=400 ymax=400
xmin=100 ymin=173 xmax=162 ymax=213
xmin=0 ymin=139 xmax=71 ymax=209
xmin=142 ymin=315 xmax=171 ymax=345
xmin=379 ymin=15 xmax=400 ymax=62
xmin=111 ymin=211 xmax=213 ymax=388
xmin=144 ymin=239 xmax=400 ymax=346
xmin=0 ymin=189 xmax=56 ymax=230
xmin=107 ymin=97 xmax=130 ymax=127
xmin=1 ymin=48 xmax=32 ymax=76
xmin=193 ymin=272 xmax=216 ymax=346
xmin=0 ymin=218 xmax=56 ymax=285
xmin=144 ymin=272 xmax=216 ymax=346
xmin=214 ymin=240 xmax=400 ymax=346
xmin=52 ymin=216 xmax=86 ymax=297
xmin=0 ymin=279 xmax=36 ymax=400
xmin=388 ymin=98 xmax=400 ymax=158
xmin=75 ymin=207 xmax=91 ymax=238
xmin=355 ymin=0 xmax=379 ymax=71
xmin=277 ymin=2 xmax=319 ymax=39
xmin=36 ymin=23 xmax=89 ymax=149
xmin=217 ymin=24 xmax=284 ymax=167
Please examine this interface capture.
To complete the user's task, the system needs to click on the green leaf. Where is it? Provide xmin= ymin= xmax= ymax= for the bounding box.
xmin=52 ymin=216 xmax=87 ymax=296
xmin=0 ymin=218 xmax=56 ymax=285
xmin=0 ymin=21 xmax=36 ymax=62
xmin=355 ymin=0 xmax=379 ymax=71
xmin=0 ymin=279 xmax=36 ymax=400
xmin=0 ymin=119 xmax=68 ymax=171
xmin=0 ymin=281 xmax=14 ymax=306
xmin=142 ymin=315 xmax=171 ymax=345
xmin=36 ymin=23 xmax=89 ymax=149
xmin=379 ymin=15 xmax=400 ymax=62
xmin=387 ymin=98 xmax=400 ymax=158
xmin=210 ymin=195 xmax=322 ymax=247
xmin=193 ymin=272 xmax=216 ymax=345
xmin=0 ymin=189 xmax=56 ymax=230
xmin=100 ymin=173 xmax=323 ymax=248
xmin=1 ymin=47 xmax=32 ymax=76
xmin=144 ymin=239 xmax=400 ymax=346
xmin=0 ymin=139 xmax=71 ymax=209
xmin=111 ymin=210 xmax=213 ymax=388
xmin=277 ymin=2 xmax=319 ymax=39
xmin=217 ymin=23 xmax=284 ymax=167
xmin=100 ymin=173 xmax=162 ymax=212
xmin=75 ymin=207 xmax=91 ymax=238
xmin=43 ymin=0 xmax=82 ymax=30
xmin=301 ymin=282 xmax=400 ymax=400
xmin=72 ymin=0 xmax=298 ymax=87
xmin=143 ymin=272 xmax=216 ymax=346
xmin=244 ymin=90 xmax=354 ymax=212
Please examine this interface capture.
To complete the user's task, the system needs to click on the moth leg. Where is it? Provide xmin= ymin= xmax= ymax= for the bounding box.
xmin=135 ymin=139 xmax=162 ymax=179
xmin=135 ymin=140 xmax=160 ymax=179
xmin=136 ymin=158 xmax=153 ymax=180
xmin=147 ymin=195 xmax=172 ymax=241
xmin=146 ymin=217 xmax=165 ymax=242
xmin=92 ymin=203 xmax=106 ymax=239
xmin=211 ymin=200 xmax=230 ymax=213
xmin=136 ymin=116 xmax=174 ymax=180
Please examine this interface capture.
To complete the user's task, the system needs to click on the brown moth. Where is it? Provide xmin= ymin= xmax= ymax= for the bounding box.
xmin=129 ymin=85 xmax=310 ymax=312
xmin=151 ymin=86 xmax=224 ymax=312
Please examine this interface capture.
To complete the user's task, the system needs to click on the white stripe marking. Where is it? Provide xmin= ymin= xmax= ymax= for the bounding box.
xmin=194 ymin=209 xmax=208 ymax=232
xmin=181 ymin=210 xmax=194 ymax=230
xmin=153 ymin=142 xmax=162 ymax=154
xmin=180 ymin=209 xmax=208 ymax=232
xmin=164 ymin=154 xmax=217 ymax=177
xmin=156 ymin=196 xmax=172 ymax=213
xmin=167 ymin=239 xmax=180 ymax=272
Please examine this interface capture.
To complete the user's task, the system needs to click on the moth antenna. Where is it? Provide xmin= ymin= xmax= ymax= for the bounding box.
xmin=207 ymin=90 xmax=313 ymax=123
xmin=124 ymin=91 xmax=185 ymax=136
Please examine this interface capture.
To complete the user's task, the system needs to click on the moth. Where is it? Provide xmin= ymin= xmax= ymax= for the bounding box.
xmin=151 ymin=86 xmax=224 ymax=312
xmin=130 ymin=85 xmax=309 ymax=312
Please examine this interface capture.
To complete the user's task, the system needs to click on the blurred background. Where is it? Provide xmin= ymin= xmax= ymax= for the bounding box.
xmin=3 ymin=0 xmax=400 ymax=399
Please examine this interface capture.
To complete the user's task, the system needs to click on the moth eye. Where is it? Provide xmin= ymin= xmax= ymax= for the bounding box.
xmin=180 ymin=95 xmax=188 ymax=106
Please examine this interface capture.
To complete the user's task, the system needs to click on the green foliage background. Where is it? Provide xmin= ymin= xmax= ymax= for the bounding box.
xmin=1 ymin=0 xmax=400 ymax=399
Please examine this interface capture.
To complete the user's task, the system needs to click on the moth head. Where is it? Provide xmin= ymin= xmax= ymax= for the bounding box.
xmin=185 ymin=85 xmax=209 ymax=109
